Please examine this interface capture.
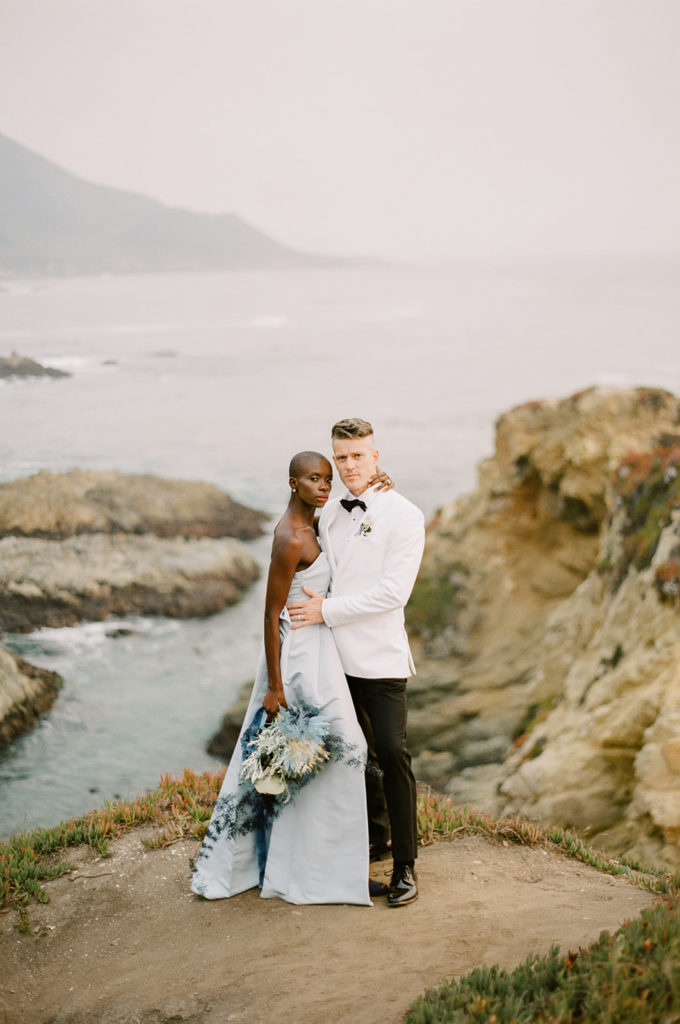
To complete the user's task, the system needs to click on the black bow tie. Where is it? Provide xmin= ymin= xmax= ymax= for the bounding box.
xmin=340 ymin=497 xmax=367 ymax=514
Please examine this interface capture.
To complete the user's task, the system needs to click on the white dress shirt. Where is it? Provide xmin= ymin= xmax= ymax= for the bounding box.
xmin=327 ymin=485 xmax=380 ymax=559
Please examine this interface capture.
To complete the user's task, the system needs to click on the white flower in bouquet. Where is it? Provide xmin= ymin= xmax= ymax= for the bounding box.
xmin=253 ymin=774 xmax=287 ymax=795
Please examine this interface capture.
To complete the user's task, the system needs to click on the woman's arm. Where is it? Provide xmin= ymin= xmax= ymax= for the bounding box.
xmin=262 ymin=531 xmax=302 ymax=717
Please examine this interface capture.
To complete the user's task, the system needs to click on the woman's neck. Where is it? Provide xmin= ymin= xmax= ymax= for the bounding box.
xmin=288 ymin=494 xmax=316 ymax=526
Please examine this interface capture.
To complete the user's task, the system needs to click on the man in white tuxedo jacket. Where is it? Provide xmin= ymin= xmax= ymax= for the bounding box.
xmin=288 ymin=418 xmax=425 ymax=907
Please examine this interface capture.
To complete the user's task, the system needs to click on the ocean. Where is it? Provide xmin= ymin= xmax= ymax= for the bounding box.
xmin=0 ymin=259 xmax=678 ymax=836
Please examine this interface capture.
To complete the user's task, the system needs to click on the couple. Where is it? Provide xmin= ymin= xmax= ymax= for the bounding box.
xmin=191 ymin=418 xmax=425 ymax=907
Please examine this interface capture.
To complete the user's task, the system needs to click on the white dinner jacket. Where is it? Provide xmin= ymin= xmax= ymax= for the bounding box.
xmin=319 ymin=488 xmax=425 ymax=679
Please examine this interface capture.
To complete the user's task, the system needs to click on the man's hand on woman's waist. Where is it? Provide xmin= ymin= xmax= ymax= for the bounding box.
xmin=287 ymin=588 xmax=325 ymax=629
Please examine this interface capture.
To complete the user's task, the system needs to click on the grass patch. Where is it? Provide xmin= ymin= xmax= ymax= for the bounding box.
xmin=417 ymin=790 xmax=678 ymax=899
xmin=0 ymin=767 xmax=222 ymax=930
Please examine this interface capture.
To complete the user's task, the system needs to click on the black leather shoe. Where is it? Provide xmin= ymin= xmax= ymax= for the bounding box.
xmin=387 ymin=864 xmax=417 ymax=907
xmin=369 ymin=878 xmax=389 ymax=898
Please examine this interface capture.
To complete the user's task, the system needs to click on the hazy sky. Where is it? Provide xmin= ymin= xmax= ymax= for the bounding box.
xmin=1 ymin=0 xmax=679 ymax=261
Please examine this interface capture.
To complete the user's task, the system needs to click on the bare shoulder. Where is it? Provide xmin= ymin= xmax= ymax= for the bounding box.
xmin=271 ymin=518 xmax=304 ymax=563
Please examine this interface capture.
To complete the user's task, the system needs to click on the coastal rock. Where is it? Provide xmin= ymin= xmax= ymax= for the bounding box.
xmin=0 ymin=469 xmax=267 ymax=541
xmin=408 ymin=386 xmax=680 ymax=864
xmin=0 ymin=534 xmax=260 ymax=632
xmin=206 ymin=680 xmax=252 ymax=760
xmin=0 ymin=647 xmax=62 ymax=746
xmin=0 ymin=351 xmax=69 ymax=379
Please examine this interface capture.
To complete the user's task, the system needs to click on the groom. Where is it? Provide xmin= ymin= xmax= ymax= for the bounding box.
xmin=288 ymin=418 xmax=425 ymax=907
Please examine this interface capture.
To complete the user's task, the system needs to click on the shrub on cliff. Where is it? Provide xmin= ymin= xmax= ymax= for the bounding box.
xmin=610 ymin=435 xmax=680 ymax=597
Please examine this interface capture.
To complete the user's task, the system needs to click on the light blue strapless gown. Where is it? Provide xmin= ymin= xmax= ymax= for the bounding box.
xmin=191 ymin=552 xmax=370 ymax=905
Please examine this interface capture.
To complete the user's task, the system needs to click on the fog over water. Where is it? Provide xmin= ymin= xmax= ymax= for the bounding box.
xmin=2 ymin=2 xmax=679 ymax=262
xmin=0 ymin=260 xmax=679 ymax=836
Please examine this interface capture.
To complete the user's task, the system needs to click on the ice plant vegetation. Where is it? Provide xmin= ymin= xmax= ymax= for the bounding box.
xmin=405 ymin=900 xmax=680 ymax=1024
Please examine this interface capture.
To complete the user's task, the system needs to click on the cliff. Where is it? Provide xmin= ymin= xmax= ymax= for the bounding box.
xmin=408 ymin=387 xmax=680 ymax=866
xmin=0 ymin=647 xmax=62 ymax=747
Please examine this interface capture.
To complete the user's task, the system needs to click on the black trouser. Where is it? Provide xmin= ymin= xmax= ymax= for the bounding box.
xmin=346 ymin=675 xmax=418 ymax=864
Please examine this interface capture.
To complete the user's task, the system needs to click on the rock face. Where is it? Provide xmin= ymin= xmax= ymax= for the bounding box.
xmin=408 ymin=387 xmax=680 ymax=865
xmin=0 ymin=534 xmax=260 ymax=632
xmin=207 ymin=680 xmax=252 ymax=760
xmin=0 ymin=470 xmax=266 ymax=540
xmin=0 ymin=647 xmax=62 ymax=746
xmin=0 ymin=351 xmax=69 ymax=379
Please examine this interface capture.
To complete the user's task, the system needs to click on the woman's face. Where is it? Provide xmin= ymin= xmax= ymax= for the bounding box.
xmin=293 ymin=458 xmax=333 ymax=508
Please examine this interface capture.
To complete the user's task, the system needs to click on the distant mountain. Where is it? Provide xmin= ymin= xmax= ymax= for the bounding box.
xmin=0 ymin=134 xmax=347 ymax=276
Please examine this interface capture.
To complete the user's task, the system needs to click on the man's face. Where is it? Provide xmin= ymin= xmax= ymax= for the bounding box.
xmin=332 ymin=435 xmax=379 ymax=496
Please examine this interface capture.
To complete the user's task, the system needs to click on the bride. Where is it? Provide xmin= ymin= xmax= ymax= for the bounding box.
xmin=191 ymin=451 xmax=389 ymax=905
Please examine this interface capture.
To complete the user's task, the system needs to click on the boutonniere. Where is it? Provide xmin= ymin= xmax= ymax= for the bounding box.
xmin=356 ymin=515 xmax=374 ymax=537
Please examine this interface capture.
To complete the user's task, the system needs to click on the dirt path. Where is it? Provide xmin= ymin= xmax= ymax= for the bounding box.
xmin=1 ymin=831 xmax=654 ymax=1024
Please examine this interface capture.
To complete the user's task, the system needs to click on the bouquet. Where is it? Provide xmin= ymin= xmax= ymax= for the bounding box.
xmin=240 ymin=703 xmax=333 ymax=802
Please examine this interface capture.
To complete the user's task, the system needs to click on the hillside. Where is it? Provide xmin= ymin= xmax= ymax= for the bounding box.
xmin=0 ymin=133 xmax=345 ymax=276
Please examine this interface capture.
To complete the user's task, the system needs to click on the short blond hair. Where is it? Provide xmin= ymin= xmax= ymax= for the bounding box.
xmin=331 ymin=418 xmax=374 ymax=440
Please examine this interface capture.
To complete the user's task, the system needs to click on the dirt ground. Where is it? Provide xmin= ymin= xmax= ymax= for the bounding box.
xmin=0 ymin=830 xmax=655 ymax=1024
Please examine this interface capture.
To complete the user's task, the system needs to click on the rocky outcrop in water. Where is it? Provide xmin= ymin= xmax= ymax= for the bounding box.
xmin=0 ymin=534 xmax=260 ymax=632
xmin=0 ymin=647 xmax=62 ymax=746
xmin=0 ymin=471 xmax=265 ymax=631
xmin=407 ymin=387 xmax=680 ymax=865
xmin=206 ymin=680 xmax=252 ymax=760
xmin=0 ymin=352 xmax=69 ymax=379
xmin=0 ymin=470 xmax=266 ymax=541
